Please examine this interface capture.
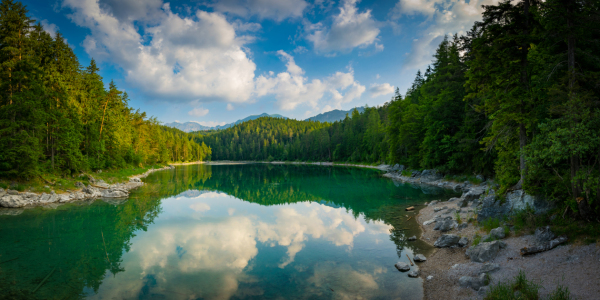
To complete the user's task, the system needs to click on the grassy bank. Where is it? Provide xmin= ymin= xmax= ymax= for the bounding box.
xmin=0 ymin=164 xmax=169 ymax=195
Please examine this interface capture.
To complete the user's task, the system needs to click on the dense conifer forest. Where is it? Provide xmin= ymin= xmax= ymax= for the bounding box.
xmin=199 ymin=0 xmax=600 ymax=217
xmin=0 ymin=0 xmax=211 ymax=180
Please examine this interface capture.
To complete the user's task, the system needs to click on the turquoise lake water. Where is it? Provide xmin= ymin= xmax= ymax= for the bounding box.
xmin=0 ymin=164 xmax=458 ymax=299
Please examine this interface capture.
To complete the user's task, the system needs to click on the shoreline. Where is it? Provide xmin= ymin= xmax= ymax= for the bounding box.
xmin=0 ymin=165 xmax=175 ymax=212
xmin=414 ymin=189 xmax=600 ymax=300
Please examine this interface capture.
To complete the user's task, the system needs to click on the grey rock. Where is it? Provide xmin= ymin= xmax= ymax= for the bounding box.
xmin=7 ymin=189 xmax=19 ymax=195
xmin=413 ymin=254 xmax=426 ymax=262
xmin=535 ymin=226 xmax=556 ymax=244
xmin=75 ymin=182 xmax=85 ymax=189
xmin=436 ymin=218 xmax=456 ymax=232
xmin=58 ymin=194 xmax=71 ymax=203
xmin=458 ymin=237 xmax=469 ymax=247
xmin=478 ymin=190 xmax=554 ymax=221
xmin=447 ymin=197 xmax=460 ymax=202
xmin=423 ymin=219 xmax=436 ymax=226
xmin=408 ymin=236 xmax=417 ymax=241
xmin=434 ymin=234 xmax=461 ymax=248
xmin=459 ymin=273 xmax=488 ymax=291
xmin=458 ymin=223 xmax=468 ymax=230
xmin=426 ymin=275 xmax=433 ymax=281
xmin=408 ymin=270 xmax=419 ymax=278
xmin=0 ymin=195 xmax=29 ymax=208
xmin=395 ymin=262 xmax=410 ymax=272
xmin=101 ymin=188 xmax=129 ymax=198
xmin=480 ymin=263 xmax=500 ymax=273
xmin=129 ymin=177 xmax=142 ymax=183
xmin=38 ymin=193 xmax=59 ymax=204
xmin=428 ymin=200 xmax=439 ymax=206
xmin=478 ymin=286 xmax=489 ymax=296
xmin=88 ymin=175 xmax=96 ymax=183
xmin=490 ymin=227 xmax=506 ymax=239
xmin=434 ymin=207 xmax=444 ymax=212
xmin=465 ymin=241 xmax=504 ymax=262
xmin=411 ymin=170 xmax=421 ymax=177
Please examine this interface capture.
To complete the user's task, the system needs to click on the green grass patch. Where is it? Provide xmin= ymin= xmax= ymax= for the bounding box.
xmin=484 ymin=271 xmax=573 ymax=300
xmin=472 ymin=233 xmax=482 ymax=246
xmin=454 ymin=211 xmax=462 ymax=224
xmin=479 ymin=217 xmax=502 ymax=233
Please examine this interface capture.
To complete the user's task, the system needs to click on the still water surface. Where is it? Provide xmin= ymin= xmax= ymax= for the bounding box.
xmin=0 ymin=164 xmax=458 ymax=299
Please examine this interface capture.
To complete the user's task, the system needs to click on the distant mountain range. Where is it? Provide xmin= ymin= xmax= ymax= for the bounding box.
xmin=165 ymin=113 xmax=287 ymax=132
xmin=305 ymin=107 xmax=365 ymax=123
xmin=165 ymin=108 xmax=364 ymax=132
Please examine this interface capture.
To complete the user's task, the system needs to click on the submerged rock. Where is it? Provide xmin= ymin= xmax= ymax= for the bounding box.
xmin=408 ymin=270 xmax=420 ymax=278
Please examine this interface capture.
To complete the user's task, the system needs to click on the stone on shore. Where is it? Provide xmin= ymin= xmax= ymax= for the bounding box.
xmin=435 ymin=218 xmax=456 ymax=232
xmin=413 ymin=254 xmax=426 ymax=262
xmin=75 ymin=181 xmax=85 ymax=189
xmin=434 ymin=234 xmax=461 ymax=248
xmin=129 ymin=177 xmax=142 ymax=183
xmin=101 ymin=188 xmax=129 ymax=198
xmin=408 ymin=270 xmax=419 ymax=278
xmin=458 ymin=237 xmax=469 ymax=247
xmin=490 ymin=227 xmax=506 ymax=239
xmin=535 ymin=226 xmax=556 ymax=244
xmin=395 ymin=262 xmax=410 ymax=272
xmin=480 ymin=263 xmax=500 ymax=273
xmin=465 ymin=240 xmax=506 ymax=262
xmin=0 ymin=195 xmax=29 ymax=208
xmin=459 ymin=273 xmax=489 ymax=291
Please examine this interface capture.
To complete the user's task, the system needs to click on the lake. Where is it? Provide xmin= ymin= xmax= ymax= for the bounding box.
xmin=0 ymin=164 xmax=458 ymax=299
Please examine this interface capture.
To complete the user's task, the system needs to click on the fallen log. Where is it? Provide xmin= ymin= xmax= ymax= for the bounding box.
xmin=520 ymin=235 xmax=568 ymax=256
xmin=405 ymin=206 xmax=415 ymax=211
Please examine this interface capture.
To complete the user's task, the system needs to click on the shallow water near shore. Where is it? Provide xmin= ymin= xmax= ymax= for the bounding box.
xmin=0 ymin=164 xmax=458 ymax=299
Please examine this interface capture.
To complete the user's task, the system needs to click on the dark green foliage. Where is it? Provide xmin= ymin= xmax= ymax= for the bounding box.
xmin=0 ymin=0 xmax=210 ymax=179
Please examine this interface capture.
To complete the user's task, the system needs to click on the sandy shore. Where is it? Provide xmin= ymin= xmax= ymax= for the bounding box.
xmin=416 ymin=199 xmax=600 ymax=299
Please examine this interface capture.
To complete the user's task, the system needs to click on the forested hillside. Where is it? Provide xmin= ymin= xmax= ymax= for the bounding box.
xmin=200 ymin=0 xmax=600 ymax=217
xmin=0 ymin=0 xmax=210 ymax=179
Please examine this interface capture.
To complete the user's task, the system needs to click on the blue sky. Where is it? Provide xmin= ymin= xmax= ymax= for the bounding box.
xmin=24 ymin=0 xmax=497 ymax=126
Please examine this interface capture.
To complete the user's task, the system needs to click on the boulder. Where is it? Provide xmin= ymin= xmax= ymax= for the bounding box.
xmin=75 ymin=181 xmax=85 ymax=189
xmin=457 ymin=223 xmax=468 ymax=230
xmin=408 ymin=236 xmax=417 ymax=241
xmin=38 ymin=193 xmax=59 ymax=204
xmin=395 ymin=262 xmax=410 ymax=272
xmin=435 ymin=218 xmax=456 ymax=232
xmin=411 ymin=170 xmax=421 ymax=177
xmin=465 ymin=240 xmax=504 ymax=262
xmin=101 ymin=188 xmax=129 ymax=198
xmin=408 ymin=270 xmax=419 ymax=278
xmin=0 ymin=195 xmax=29 ymax=208
xmin=480 ymin=263 xmax=500 ymax=273
xmin=7 ymin=189 xmax=19 ymax=195
xmin=129 ymin=177 xmax=142 ymax=183
xmin=459 ymin=274 xmax=488 ymax=291
xmin=423 ymin=219 xmax=436 ymax=226
xmin=490 ymin=227 xmax=506 ymax=240
xmin=458 ymin=237 xmax=469 ymax=247
xmin=434 ymin=234 xmax=461 ymax=248
xmin=535 ymin=226 xmax=556 ymax=244
xmin=413 ymin=254 xmax=426 ymax=262
xmin=478 ymin=190 xmax=554 ymax=221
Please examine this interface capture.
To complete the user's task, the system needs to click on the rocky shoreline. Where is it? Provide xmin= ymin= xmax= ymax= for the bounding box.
xmin=381 ymin=166 xmax=600 ymax=299
xmin=0 ymin=165 xmax=175 ymax=211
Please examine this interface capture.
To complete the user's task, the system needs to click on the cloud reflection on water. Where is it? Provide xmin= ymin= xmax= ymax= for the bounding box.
xmin=89 ymin=191 xmax=394 ymax=300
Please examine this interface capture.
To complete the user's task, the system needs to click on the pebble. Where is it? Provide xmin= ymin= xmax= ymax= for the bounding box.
xmin=427 ymin=275 xmax=433 ymax=281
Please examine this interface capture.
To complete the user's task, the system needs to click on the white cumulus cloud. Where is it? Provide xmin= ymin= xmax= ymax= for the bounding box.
xmin=189 ymin=107 xmax=209 ymax=117
xmin=306 ymin=0 xmax=381 ymax=54
xmin=391 ymin=0 xmax=500 ymax=69
xmin=368 ymin=83 xmax=394 ymax=98
xmin=62 ymin=0 xmax=257 ymax=103
xmin=255 ymin=51 xmax=365 ymax=111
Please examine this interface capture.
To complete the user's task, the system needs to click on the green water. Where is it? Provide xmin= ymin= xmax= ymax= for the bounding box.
xmin=0 ymin=164 xmax=458 ymax=299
